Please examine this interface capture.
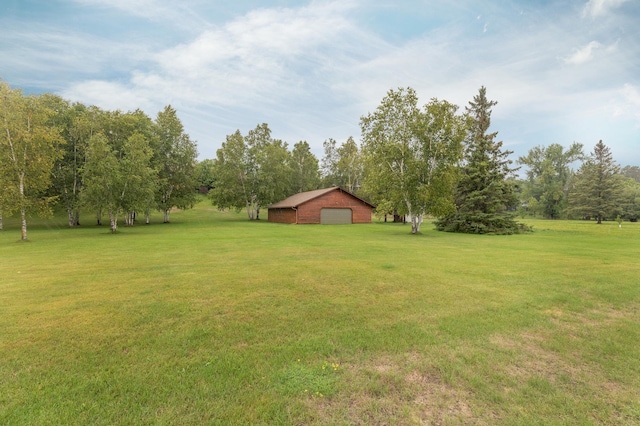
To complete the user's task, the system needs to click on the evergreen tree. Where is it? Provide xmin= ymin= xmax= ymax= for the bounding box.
xmin=435 ymin=86 xmax=527 ymax=234
xmin=568 ymin=140 xmax=624 ymax=224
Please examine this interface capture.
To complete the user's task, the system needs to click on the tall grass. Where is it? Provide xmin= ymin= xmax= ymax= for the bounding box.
xmin=1 ymin=201 xmax=639 ymax=425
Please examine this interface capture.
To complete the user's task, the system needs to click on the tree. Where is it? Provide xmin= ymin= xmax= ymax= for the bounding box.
xmin=0 ymin=82 xmax=64 ymax=240
xmin=82 ymin=132 xmax=156 ymax=233
xmin=568 ymin=140 xmax=624 ymax=224
xmin=289 ymin=140 xmax=320 ymax=193
xmin=210 ymin=124 xmax=292 ymax=220
xmin=209 ymin=131 xmax=252 ymax=217
xmin=621 ymin=165 xmax=640 ymax=183
xmin=320 ymin=137 xmax=363 ymax=193
xmin=97 ymin=109 xmax=156 ymax=225
xmin=255 ymin=137 xmax=292 ymax=216
xmin=517 ymin=143 xmax=584 ymax=219
xmin=194 ymin=159 xmax=216 ymax=192
xmin=50 ymin=103 xmax=104 ymax=227
xmin=435 ymin=86 xmax=526 ymax=234
xmin=152 ymin=105 xmax=198 ymax=223
xmin=620 ymin=177 xmax=640 ymax=222
xmin=361 ymin=87 xmax=467 ymax=234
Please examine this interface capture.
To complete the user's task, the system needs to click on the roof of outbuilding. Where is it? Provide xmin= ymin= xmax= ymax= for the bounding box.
xmin=267 ymin=187 xmax=375 ymax=209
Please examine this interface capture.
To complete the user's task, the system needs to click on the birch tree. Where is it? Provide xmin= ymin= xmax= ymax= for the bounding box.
xmin=0 ymin=82 xmax=63 ymax=240
xmin=361 ymin=87 xmax=466 ymax=234
xmin=82 ymin=132 xmax=155 ymax=233
xmin=210 ymin=124 xmax=293 ymax=220
xmin=320 ymin=137 xmax=363 ymax=192
xmin=209 ymin=131 xmax=253 ymax=217
xmin=152 ymin=105 xmax=198 ymax=223
xmin=289 ymin=141 xmax=320 ymax=193
xmin=51 ymin=103 xmax=104 ymax=227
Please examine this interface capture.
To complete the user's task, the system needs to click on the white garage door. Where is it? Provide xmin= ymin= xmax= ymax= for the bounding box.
xmin=320 ymin=208 xmax=352 ymax=224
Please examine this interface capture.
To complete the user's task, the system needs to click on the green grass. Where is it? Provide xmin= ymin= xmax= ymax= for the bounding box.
xmin=1 ymin=201 xmax=639 ymax=425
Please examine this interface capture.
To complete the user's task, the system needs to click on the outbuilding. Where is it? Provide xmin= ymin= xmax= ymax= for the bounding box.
xmin=267 ymin=187 xmax=375 ymax=224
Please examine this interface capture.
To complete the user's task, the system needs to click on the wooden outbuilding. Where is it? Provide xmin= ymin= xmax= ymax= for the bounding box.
xmin=267 ymin=187 xmax=375 ymax=224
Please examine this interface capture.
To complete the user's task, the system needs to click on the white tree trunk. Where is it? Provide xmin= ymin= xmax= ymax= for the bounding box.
xmin=145 ymin=208 xmax=151 ymax=225
xmin=20 ymin=208 xmax=27 ymax=240
xmin=405 ymin=200 xmax=424 ymax=234
xmin=109 ymin=211 xmax=118 ymax=233
xmin=163 ymin=209 xmax=170 ymax=223
xmin=410 ymin=213 xmax=424 ymax=234
xmin=19 ymin=173 xmax=27 ymax=240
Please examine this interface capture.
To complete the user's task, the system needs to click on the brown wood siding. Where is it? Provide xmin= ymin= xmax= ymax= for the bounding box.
xmin=297 ymin=190 xmax=371 ymax=224
xmin=267 ymin=208 xmax=297 ymax=223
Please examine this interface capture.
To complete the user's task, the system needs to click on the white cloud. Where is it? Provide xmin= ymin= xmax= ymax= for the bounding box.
xmin=564 ymin=41 xmax=601 ymax=64
xmin=62 ymin=80 xmax=155 ymax=112
xmin=582 ymin=0 xmax=628 ymax=18
xmin=123 ymin=1 xmax=369 ymax=107
xmin=616 ymin=84 xmax=640 ymax=123
xmin=70 ymin=0 xmax=210 ymax=30
xmin=6 ymin=0 xmax=636 ymax=163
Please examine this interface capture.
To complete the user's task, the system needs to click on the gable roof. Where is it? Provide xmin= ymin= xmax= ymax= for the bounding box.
xmin=268 ymin=187 xmax=375 ymax=209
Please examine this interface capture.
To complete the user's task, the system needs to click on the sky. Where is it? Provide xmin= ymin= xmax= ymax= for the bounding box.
xmin=1 ymin=0 xmax=639 ymax=166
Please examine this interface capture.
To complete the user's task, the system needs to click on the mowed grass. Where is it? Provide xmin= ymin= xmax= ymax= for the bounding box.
xmin=1 ymin=200 xmax=639 ymax=425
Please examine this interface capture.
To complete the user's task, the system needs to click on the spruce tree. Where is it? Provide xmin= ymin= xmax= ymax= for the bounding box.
xmin=568 ymin=140 xmax=623 ymax=223
xmin=435 ymin=86 xmax=527 ymax=234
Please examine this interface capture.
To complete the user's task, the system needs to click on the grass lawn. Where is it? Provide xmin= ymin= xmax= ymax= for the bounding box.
xmin=1 ymin=200 xmax=639 ymax=425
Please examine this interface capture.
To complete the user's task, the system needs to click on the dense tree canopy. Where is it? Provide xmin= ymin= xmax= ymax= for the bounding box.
xmin=0 ymin=80 xmax=199 ymax=237
xmin=517 ymin=143 xmax=583 ymax=219
xmin=0 ymin=82 xmax=64 ymax=240
xmin=209 ymin=124 xmax=295 ymax=220
xmin=152 ymin=105 xmax=198 ymax=223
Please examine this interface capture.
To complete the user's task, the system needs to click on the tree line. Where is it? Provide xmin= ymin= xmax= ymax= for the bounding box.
xmin=1 ymin=81 xmax=198 ymax=239
xmin=2 ymin=78 xmax=638 ymax=239
xmin=206 ymin=86 xmax=638 ymax=233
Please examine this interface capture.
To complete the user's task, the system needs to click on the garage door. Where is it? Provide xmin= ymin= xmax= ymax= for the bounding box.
xmin=320 ymin=208 xmax=352 ymax=224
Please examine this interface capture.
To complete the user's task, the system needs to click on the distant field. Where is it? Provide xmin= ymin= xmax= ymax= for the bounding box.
xmin=1 ymin=200 xmax=639 ymax=425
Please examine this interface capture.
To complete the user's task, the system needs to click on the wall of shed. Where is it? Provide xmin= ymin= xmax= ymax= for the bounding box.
xmin=267 ymin=208 xmax=297 ymax=224
xmin=297 ymin=190 xmax=372 ymax=224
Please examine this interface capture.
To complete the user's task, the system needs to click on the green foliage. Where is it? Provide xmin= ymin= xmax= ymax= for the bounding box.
xmin=620 ymin=177 xmax=640 ymax=221
xmin=621 ymin=165 xmax=640 ymax=183
xmin=361 ymin=87 xmax=466 ymax=233
xmin=50 ymin=103 xmax=105 ymax=227
xmin=194 ymin=158 xmax=216 ymax=190
xmin=81 ymin=130 xmax=156 ymax=232
xmin=518 ymin=143 xmax=584 ymax=219
xmin=0 ymin=81 xmax=64 ymax=240
xmin=321 ymin=137 xmax=363 ymax=193
xmin=152 ymin=105 xmax=198 ymax=223
xmin=436 ymin=86 xmax=528 ymax=234
xmin=568 ymin=140 xmax=624 ymax=224
xmin=289 ymin=141 xmax=321 ymax=193
xmin=210 ymin=124 xmax=294 ymax=220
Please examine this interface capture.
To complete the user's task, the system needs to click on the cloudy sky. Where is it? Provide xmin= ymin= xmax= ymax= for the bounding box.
xmin=2 ymin=0 xmax=639 ymax=165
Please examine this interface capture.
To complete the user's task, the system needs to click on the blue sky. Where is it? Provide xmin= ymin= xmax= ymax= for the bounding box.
xmin=1 ymin=0 xmax=639 ymax=166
